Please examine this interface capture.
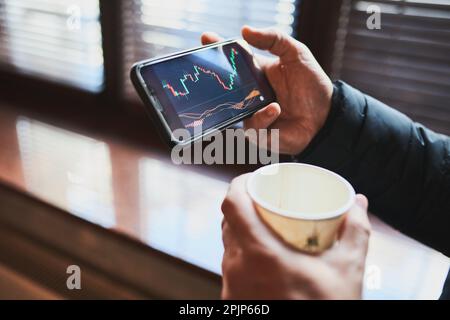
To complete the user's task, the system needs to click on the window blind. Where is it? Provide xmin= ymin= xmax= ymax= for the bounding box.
xmin=122 ymin=0 xmax=299 ymax=98
xmin=0 ymin=0 xmax=104 ymax=92
xmin=332 ymin=0 xmax=450 ymax=135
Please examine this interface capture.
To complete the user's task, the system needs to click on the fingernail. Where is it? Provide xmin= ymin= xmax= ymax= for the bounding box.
xmin=269 ymin=108 xmax=278 ymax=117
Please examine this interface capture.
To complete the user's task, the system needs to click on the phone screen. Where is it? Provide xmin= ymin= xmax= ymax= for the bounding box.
xmin=138 ymin=41 xmax=275 ymax=138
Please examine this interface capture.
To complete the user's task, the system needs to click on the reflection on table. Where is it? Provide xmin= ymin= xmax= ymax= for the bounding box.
xmin=0 ymin=110 xmax=448 ymax=299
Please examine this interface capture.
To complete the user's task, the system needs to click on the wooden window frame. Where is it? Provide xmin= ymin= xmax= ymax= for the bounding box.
xmin=296 ymin=0 xmax=343 ymax=75
xmin=0 ymin=0 xmax=340 ymax=116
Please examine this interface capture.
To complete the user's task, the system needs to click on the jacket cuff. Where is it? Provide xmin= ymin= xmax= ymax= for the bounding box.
xmin=295 ymin=80 xmax=368 ymax=171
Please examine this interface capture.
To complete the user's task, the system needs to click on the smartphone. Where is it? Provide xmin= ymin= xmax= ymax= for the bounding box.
xmin=130 ymin=39 xmax=276 ymax=147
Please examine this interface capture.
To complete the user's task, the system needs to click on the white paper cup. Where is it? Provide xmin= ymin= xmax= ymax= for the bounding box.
xmin=247 ymin=163 xmax=355 ymax=253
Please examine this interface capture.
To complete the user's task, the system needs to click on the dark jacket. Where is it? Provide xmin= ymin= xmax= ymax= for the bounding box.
xmin=297 ymin=81 xmax=450 ymax=299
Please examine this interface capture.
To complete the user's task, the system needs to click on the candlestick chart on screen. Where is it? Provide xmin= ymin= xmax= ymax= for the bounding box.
xmin=158 ymin=47 xmax=265 ymax=130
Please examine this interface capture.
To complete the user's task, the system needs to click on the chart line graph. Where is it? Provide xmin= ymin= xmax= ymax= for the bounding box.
xmin=162 ymin=48 xmax=239 ymax=97
xmin=180 ymin=89 xmax=261 ymax=128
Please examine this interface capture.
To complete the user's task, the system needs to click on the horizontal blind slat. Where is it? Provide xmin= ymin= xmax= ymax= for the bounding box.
xmin=342 ymin=52 xmax=450 ymax=74
xmin=342 ymin=59 xmax=450 ymax=92
xmin=333 ymin=0 xmax=450 ymax=135
xmin=0 ymin=0 xmax=104 ymax=92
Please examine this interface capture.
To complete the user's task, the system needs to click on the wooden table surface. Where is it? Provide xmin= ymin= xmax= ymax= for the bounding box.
xmin=0 ymin=105 xmax=448 ymax=299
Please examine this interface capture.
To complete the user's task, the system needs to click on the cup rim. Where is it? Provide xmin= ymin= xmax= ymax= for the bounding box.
xmin=246 ymin=163 xmax=356 ymax=220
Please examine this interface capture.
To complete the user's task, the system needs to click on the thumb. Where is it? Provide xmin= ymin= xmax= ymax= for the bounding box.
xmin=244 ymin=102 xmax=281 ymax=132
xmin=338 ymin=194 xmax=371 ymax=253
xmin=242 ymin=25 xmax=301 ymax=62
xmin=201 ymin=32 xmax=223 ymax=45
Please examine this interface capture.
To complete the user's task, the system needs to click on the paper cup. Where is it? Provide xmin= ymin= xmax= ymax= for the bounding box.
xmin=247 ymin=163 xmax=355 ymax=253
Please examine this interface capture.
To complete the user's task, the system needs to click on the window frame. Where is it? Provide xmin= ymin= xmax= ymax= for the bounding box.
xmin=0 ymin=0 xmax=338 ymax=113
xmin=296 ymin=0 xmax=343 ymax=75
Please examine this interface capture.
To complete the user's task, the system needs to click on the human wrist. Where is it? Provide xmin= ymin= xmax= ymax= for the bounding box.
xmin=291 ymin=81 xmax=341 ymax=160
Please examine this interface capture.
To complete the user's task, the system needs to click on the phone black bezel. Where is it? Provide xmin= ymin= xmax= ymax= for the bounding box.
xmin=130 ymin=39 xmax=276 ymax=147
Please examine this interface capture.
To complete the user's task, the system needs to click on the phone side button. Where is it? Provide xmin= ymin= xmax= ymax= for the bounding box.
xmin=149 ymin=96 xmax=164 ymax=112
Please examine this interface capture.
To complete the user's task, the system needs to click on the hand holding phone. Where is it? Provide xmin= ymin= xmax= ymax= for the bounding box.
xmin=202 ymin=27 xmax=334 ymax=156
xmin=131 ymin=39 xmax=276 ymax=146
